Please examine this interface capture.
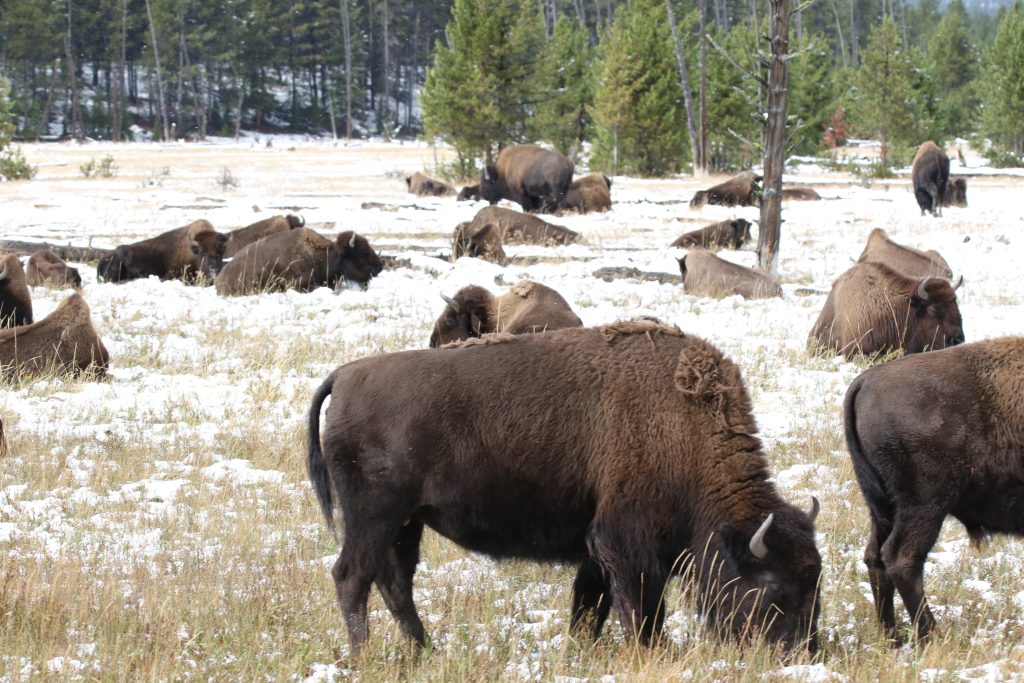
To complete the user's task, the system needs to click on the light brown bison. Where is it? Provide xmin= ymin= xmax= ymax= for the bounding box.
xmin=97 ymin=219 xmax=229 ymax=283
xmin=911 ymin=141 xmax=950 ymax=217
xmin=845 ymin=337 xmax=1024 ymax=642
xmin=941 ymin=177 xmax=967 ymax=208
xmin=405 ymin=171 xmax=455 ymax=197
xmin=451 ymin=221 xmax=508 ymax=265
xmin=307 ymin=320 xmax=822 ymax=657
xmin=0 ymin=293 xmax=109 ymax=378
xmin=465 ymin=206 xmax=579 ymax=246
xmin=456 ymin=184 xmax=481 ymax=201
xmin=689 ymin=171 xmax=762 ymax=209
xmin=679 ymin=248 xmax=782 ymax=299
xmin=0 ymin=253 xmax=33 ymax=328
xmin=671 ymin=218 xmax=752 ymax=250
xmin=26 ymin=249 xmax=83 ymax=288
xmin=214 ymin=228 xmax=383 ymax=296
xmin=480 ymin=144 xmax=574 ymax=213
xmin=559 ymin=173 xmax=612 ymax=213
xmin=224 ymin=214 xmax=304 ymax=259
xmin=809 ymin=261 xmax=964 ymax=359
xmin=781 ymin=187 xmax=821 ymax=201
xmin=856 ymin=228 xmax=953 ymax=280
xmin=429 ymin=279 xmax=582 ymax=347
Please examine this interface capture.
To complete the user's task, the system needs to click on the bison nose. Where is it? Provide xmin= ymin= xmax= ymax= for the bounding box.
xmin=950 ymin=333 xmax=966 ymax=346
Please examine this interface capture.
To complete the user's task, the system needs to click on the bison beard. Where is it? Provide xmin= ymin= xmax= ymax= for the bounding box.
xmin=308 ymin=321 xmax=822 ymax=658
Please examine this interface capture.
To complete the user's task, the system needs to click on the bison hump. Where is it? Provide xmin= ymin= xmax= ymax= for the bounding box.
xmin=600 ymin=318 xmax=683 ymax=341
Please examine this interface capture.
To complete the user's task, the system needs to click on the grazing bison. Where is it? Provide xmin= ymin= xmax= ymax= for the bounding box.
xmin=671 ymin=218 xmax=752 ymax=250
xmin=214 ymin=228 xmax=382 ymax=296
xmin=308 ymin=320 xmax=823 ymax=657
xmin=679 ymin=248 xmax=782 ymax=299
xmin=0 ymin=254 xmax=33 ymax=328
xmin=456 ymin=184 xmax=481 ymax=201
xmin=466 ymin=206 xmax=579 ymax=246
xmin=844 ymin=337 xmax=1024 ymax=642
xmin=559 ymin=173 xmax=612 ymax=213
xmin=942 ymin=177 xmax=967 ymax=208
xmin=26 ymin=249 xmax=82 ymax=288
xmin=429 ymin=279 xmax=582 ymax=347
xmin=97 ymin=219 xmax=229 ymax=283
xmin=809 ymin=261 xmax=964 ymax=359
xmin=911 ymin=141 xmax=950 ymax=217
xmin=690 ymin=171 xmax=762 ymax=209
xmin=781 ymin=187 xmax=821 ymax=201
xmin=224 ymin=214 xmax=304 ymax=259
xmin=451 ymin=221 xmax=508 ymax=265
xmin=856 ymin=228 xmax=953 ymax=280
xmin=480 ymin=144 xmax=574 ymax=213
xmin=0 ymin=293 xmax=108 ymax=378
xmin=406 ymin=172 xmax=455 ymax=197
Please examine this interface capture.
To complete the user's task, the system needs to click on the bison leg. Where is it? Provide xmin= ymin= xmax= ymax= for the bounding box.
xmin=332 ymin=540 xmax=377 ymax=659
xmin=881 ymin=508 xmax=944 ymax=641
xmin=374 ymin=519 xmax=427 ymax=648
xmin=570 ymin=558 xmax=613 ymax=640
xmin=863 ymin=515 xmax=899 ymax=642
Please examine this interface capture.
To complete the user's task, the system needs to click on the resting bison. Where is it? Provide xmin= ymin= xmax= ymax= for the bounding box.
xmin=480 ymin=144 xmax=574 ymax=213
xmin=0 ymin=293 xmax=108 ymax=378
xmin=689 ymin=171 xmax=762 ymax=209
xmin=97 ymin=219 xmax=229 ymax=283
xmin=308 ymin=320 xmax=822 ymax=657
xmin=911 ymin=141 xmax=950 ymax=217
xmin=942 ymin=177 xmax=967 ymax=208
xmin=456 ymin=184 xmax=480 ymax=201
xmin=224 ymin=214 xmax=304 ymax=259
xmin=809 ymin=261 xmax=964 ymax=359
xmin=844 ymin=337 xmax=1024 ymax=642
xmin=406 ymin=172 xmax=455 ymax=197
xmin=679 ymin=248 xmax=782 ymax=299
xmin=26 ymin=249 xmax=82 ymax=288
xmin=429 ymin=279 xmax=582 ymax=347
xmin=451 ymin=221 xmax=507 ymax=265
xmin=781 ymin=187 xmax=821 ymax=201
xmin=214 ymin=228 xmax=382 ymax=296
xmin=465 ymin=206 xmax=579 ymax=246
xmin=671 ymin=218 xmax=752 ymax=250
xmin=0 ymin=254 xmax=33 ymax=328
xmin=559 ymin=173 xmax=612 ymax=213
xmin=856 ymin=228 xmax=953 ymax=280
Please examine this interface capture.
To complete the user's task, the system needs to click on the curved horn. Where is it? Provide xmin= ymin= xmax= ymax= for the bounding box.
xmin=916 ymin=275 xmax=933 ymax=301
xmin=807 ymin=496 xmax=820 ymax=525
xmin=953 ymin=275 xmax=964 ymax=291
xmin=349 ymin=232 xmax=357 ymax=248
xmin=483 ymin=166 xmax=491 ymax=181
xmin=440 ymin=293 xmax=460 ymax=313
xmin=0 ymin=262 xmax=8 ymax=282
xmin=749 ymin=513 xmax=774 ymax=560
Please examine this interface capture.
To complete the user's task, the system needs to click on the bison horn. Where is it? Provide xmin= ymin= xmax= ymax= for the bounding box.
xmin=807 ymin=496 xmax=820 ymax=525
xmin=483 ymin=166 xmax=491 ymax=181
xmin=749 ymin=513 xmax=774 ymax=560
xmin=0 ymin=263 xmax=8 ymax=282
xmin=916 ymin=275 xmax=933 ymax=301
xmin=440 ymin=293 xmax=460 ymax=313
xmin=349 ymin=232 xmax=357 ymax=248
xmin=953 ymin=275 xmax=964 ymax=291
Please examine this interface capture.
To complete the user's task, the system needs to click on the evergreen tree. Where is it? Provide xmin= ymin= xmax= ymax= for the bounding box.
xmin=982 ymin=1 xmax=1024 ymax=159
xmin=0 ymin=77 xmax=37 ymax=180
xmin=928 ymin=0 xmax=979 ymax=139
xmin=702 ymin=21 xmax=761 ymax=171
xmin=787 ymin=32 xmax=837 ymax=156
xmin=530 ymin=16 xmax=594 ymax=162
xmin=591 ymin=0 xmax=687 ymax=176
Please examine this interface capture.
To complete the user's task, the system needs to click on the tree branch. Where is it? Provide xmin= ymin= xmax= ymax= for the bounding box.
xmin=707 ymin=33 xmax=767 ymax=86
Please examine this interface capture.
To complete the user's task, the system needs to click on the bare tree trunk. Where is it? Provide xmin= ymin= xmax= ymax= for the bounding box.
xmin=112 ymin=0 xmax=127 ymax=141
xmin=340 ymin=0 xmax=354 ymax=140
xmin=848 ymin=0 xmax=858 ymax=66
xmin=759 ymin=0 xmax=790 ymax=276
xmin=232 ymin=71 xmax=244 ymax=139
xmin=699 ymin=0 xmax=708 ymax=174
xmin=381 ymin=0 xmax=391 ymax=137
xmin=144 ymin=0 xmax=169 ymax=141
xmin=665 ymin=0 xmax=702 ymax=176
xmin=574 ymin=0 xmax=587 ymax=28
xmin=64 ymin=1 xmax=85 ymax=141
xmin=327 ymin=79 xmax=338 ymax=139
xmin=830 ymin=0 xmax=848 ymax=67
xmin=38 ymin=60 xmax=61 ymax=140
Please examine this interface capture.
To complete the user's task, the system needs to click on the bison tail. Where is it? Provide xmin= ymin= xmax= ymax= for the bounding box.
xmin=843 ymin=376 xmax=894 ymax=529
xmin=308 ymin=372 xmax=338 ymax=540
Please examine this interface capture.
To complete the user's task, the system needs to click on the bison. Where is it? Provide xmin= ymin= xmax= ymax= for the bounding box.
xmin=941 ymin=177 xmax=967 ymax=208
xmin=214 ymin=228 xmax=382 ymax=296
xmin=450 ymin=221 xmax=507 ymax=265
xmin=429 ymin=279 xmax=582 ymax=347
xmin=911 ymin=141 xmax=950 ymax=217
xmin=25 ymin=249 xmax=83 ymax=288
xmin=465 ymin=206 xmax=579 ymax=246
xmin=844 ymin=336 xmax=1024 ymax=642
xmin=307 ymin=320 xmax=823 ymax=657
xmin=224 ymin=214 xmax=304 ymax=259
xmin=679 ymin=248 xmax=782 ymax=299
xmin=0 ymin=253 xmax=33 ymax=328
xmin=406 ymin=172 xmax=455 ymax=197
xmin=559 ymin=173 xmax=612 ymax=213
xmin=671 ymin=218 xmax=752 ymax=250
xmin=0 ymin=292 xmax=108 ymax=379
xmin=97 ymin=219 xmax=229 ymax=283
xmin=809 ymin=261 xmax=964 ymax=359
xmin=689 ymin=171 xmax=762 ymax=209
xmin=856 ymin=228 xmax=953 ymax=280
xmin=781 ymin=187 xmax=821 ymax=201
xmin=480 ymin=144 xmax=574 ymax=213
xmin=456 ymin=184 xmax=481 ymax=201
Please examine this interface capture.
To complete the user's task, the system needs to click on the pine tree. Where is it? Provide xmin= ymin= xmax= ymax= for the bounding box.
xmin=0 ymin=78 xmax=37 ymax=180
xmin=702 ymin=22 xmax=761 ymax=171
xmin=530 ymin=15 xmax=594 ymax=161
xmin=928 ymin=0 xmax=979 ymax=139
xmin=787 ymin=31 xmax=837 ymax=156
xmin=982 ymin=1 xmax=1024 ymax=159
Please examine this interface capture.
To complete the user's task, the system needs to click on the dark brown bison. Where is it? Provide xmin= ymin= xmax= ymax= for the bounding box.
xmin=844 ymin=337 xmax=1024 ymax=642
xmin=25 ymin=249 xmax=82 ymax=288
xmin=307 ymin=320 xmax=822 ymax=657
xmin=214 ymin=228 xmax=382 ymax=296
xmin=405 ymin=171 xmax=455 ymax=197
xmin=224 ymin=214 xmax=304 ymax=259
xmin=941 ymin=177 xmax=967 ymax=208
xmin=911 ymin=141 xmax=950 ymax=217
xmin=679 ymin=248 xmax=782 ymax=299
xmin=429 ymin=279 xmax=582 ymax=347
xmin=456 ymin=184 xmax=480 ymax=201
xmin=97 ymin=219 xmax=229 ymax=283
xmin=559 ymin=173 xmax=612 ymax=213
xmin=451 ymin=221 xmax=507 ymax=265
xmin=465 ymin=206 xmax=579 ymax=246
xmin=856 ymin=228 xmax=953 ymax=280
xmin=809 ymin=261 xmax=964 ymax=359
xmin=480 ymin=144 xmax=574 ymax=213
xmin=0 ymin=253 xmax=33 ymax=328
xmin=781 ymin=187 xmax=821 ymax=201
xmin=0 ymin=293 xmax=108 ymax=378
xmin=689 ymin=171 xmax=762 ymax=209
xmin=671 ymin=218 xmax=752 ymax=250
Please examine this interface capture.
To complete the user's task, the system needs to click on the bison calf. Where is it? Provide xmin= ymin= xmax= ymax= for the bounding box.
xmin=671 ymin=218 xmax=752 ymax=250
xmin=680 ymin=248 xmax=782 ymax=299
xmin=0 ymin=253 xmax=33 ymax=328
xmin=0 ymin=293 xmax=108 ymax=379
xmin=25 ymin=249 xmax=83 ymax=289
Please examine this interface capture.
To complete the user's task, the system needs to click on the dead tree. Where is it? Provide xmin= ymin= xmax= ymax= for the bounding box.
xmin=665 ymin=0 xmax=704 ymax=176
xmin=759 ymin=0 xmax=791 ymax=275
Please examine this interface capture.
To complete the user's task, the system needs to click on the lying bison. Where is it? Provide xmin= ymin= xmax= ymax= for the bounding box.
xmin=465 ymin=206 xmax=579 ymax=246
xmin=690 ymin=171 xmax=762 ymax=209
xmin=451 ymin=221 xmax=507 ymax=265
xmin=456 ymin=184 xmax=480 ymax=201
xmin=26 ymin=249 xmax=82 ymax=288
xmin=856 ymin=228 xmax=953 ymax=280
xmin=911 ymin=141 xmax=950 ymax=217
xmin=214 ymin=228 xmax=382 ymax=296
xmin=429 ymin=279 xmax=582 ymax=347
xmin=0 ymin=253 xmax=33 ymax=328
xmin=480 ymin=144 xmax=574 ymax=213
xmin=559 ymin=173 xmax=612 ymax=213
xmin=809 ymin=261 xmax=964 ymax=359
xmin=781 ymin=187 xmax=821 ymax=201
xmin=844 ymin=337 xmax=1024 ymax=642
xmin=671 ymin=218 xmax=752 ymax=250
xmin=97 ymin=219 xmax=228 ymax=283
xmin=679 ymin=248 xmax=782 ymax=299
xmin=224 ymin=214 xmax=304 ymax=259
xmin=942 ymin=177 xmax=967 ymax=208
xmin=0 ymin=293 xmax=108 ymax=378
xmin=406 ymin=172 xmax=455 ymax=197
xmin=308 ymin=320 xmax=822 ymax=657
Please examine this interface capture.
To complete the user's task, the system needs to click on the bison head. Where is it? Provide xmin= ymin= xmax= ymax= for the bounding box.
xmin=689 ymin=191 xmax=709 ymax=209
xmin=479 ymin=164 xmax=503 ymax=204
xmin=286 ymin=214 xmax=306 ymax=229
xmin=331 ymin=231 xmax=384 ymax=288
xmin=188 ymin=229 xmax=230 ymax=279
xmin=731 ymin=219 xmax=753 ymax=248
xmin=457 ymin=184 xmax=481 ymax=202
xmin=429 ymin=285 xmax=494 ymax=348
xmin=904 ymin=275 xmax=965 ymax=352
xmin=451 ymin=223 xmax=507 ymax=265
xmin=97 ymin=248 xmax=138 ymax=283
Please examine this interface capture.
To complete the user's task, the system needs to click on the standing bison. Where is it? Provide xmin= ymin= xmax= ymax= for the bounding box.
xmin=308 ymin=320 xmax=822 ymax=657
xmin=480 ymin=144 xmax=574 ymax=213
xmin=844 ymin=337 xmax=1024 ymax=642
xmin=671 ymin=218 xmax=752 ymax=250
xmin=690 ymin=171 xmax=762 ymax=209
xmin=97 ymin=219 xmax=229 ymax=283
xmin=405 ymin=172 xmax=455 ymax=197
xmin=559 ymin=173 xmax=612 ymax=213
xmin=26 ymin=249 xmax=82 ymax=288
xmin=465 ymin=206 xmax=579 ymax=246
xmin=0 ymin=293 xmax=109 ymax=378
xmin=911 ymin=141 xmax=950 ymax=217
xmin=679 ymin=248 xmax=782 ymax=299
xmin=0 ymin=253 xmax=33 ymax=328
xmin=856 ymin=228 xmax=953 ymax=280
xmin=224 ymin=214 xmax=304 ymax=259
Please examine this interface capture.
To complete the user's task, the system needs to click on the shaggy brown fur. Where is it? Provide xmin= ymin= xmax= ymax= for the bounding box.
xmin=307 ymin=322 xmax=822 ymax=658
xmin=679 ymin=248 xmax=782 ymax=299
xmin=405 ymin=171 xmax=456 ymax=197
xmin=465 ymin=206 xmax=579 ymax=246
xmin=450 ymin=221 xmax=508 ymax=265
xmin=0 ymin=253 xmax=33 ymax=328
xmin=689 ymin=171 xmax=762 ymax=209
xmin=97 ymin=219 xmax=229 ymax=283
xmin=480 ymin=144 xmax=574 ymax=213
xmin=809 ymin=261 xmax=964 ymax=359
xmin=912 ymin=141 xmax=950 ymax=217
xmin=559 ymin=173 xmax=612 ymax=213
xmin=26 ymin=249 xmax=82 ymax=288
xmin=844 ymin=336 xmax=1024 ymax=643
xmin=223 ymin=214 xmax=304 ymax=258
xmin=671 ymin=218 xmax=752 ymax=250
xmin=0 ymin=293 xmax=108 ymax=378
xmin=781 ymin=187 xmax=821 ymax=201
xmin=429 ymin=279 xmax=582 ymax=347
xmin=942 ymin=177 xmax=968 ymax=208
xmin=856 ymin=228 xmax=954 ymax=280
xmin=457 ymin=184 xmax=481 ymax=201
